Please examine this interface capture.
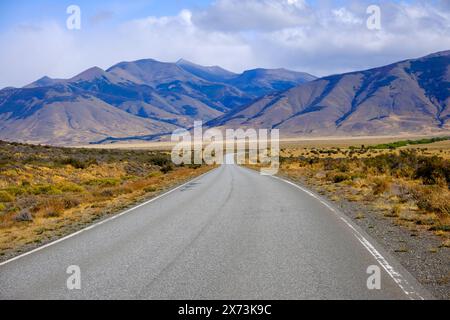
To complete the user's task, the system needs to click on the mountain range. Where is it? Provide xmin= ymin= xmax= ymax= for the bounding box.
xmin=209 ymin=51 xmax=450 ymax=137
xmin=0 ymin=58 xmax=314 ymax=145
xmin=0 ymin=51 xmax=449 ymax=145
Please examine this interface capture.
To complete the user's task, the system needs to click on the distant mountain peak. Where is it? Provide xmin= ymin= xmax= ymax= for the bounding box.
xmin=176 ymin=58 xmax=237 ymax=82
xmin=70 ymin=66 xmax=106 ymax=82
xmin=176 ymin=58 xmax=194 ymax=65
xmin=0 ymin=55 xmax=322 ymax=145
xmin=176 ymin=58 xmax=227 ymax=70
xmin=211 ymin=50 xmax=450 ymax=137
xmin=24 ymin=75 xmax=59 ymax=88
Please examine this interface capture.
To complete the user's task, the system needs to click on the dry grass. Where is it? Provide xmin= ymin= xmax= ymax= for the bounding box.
xmin=0 ymin=141 xmax=213 ymax=257
xmin=254 ymin=139 xmax=450 ymax=247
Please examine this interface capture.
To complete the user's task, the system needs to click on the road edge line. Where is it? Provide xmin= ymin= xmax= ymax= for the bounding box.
xmin=269 ymin=174 xmax=430 ymax=300
xmin=0 ymin=167 xmax=218 ymax=267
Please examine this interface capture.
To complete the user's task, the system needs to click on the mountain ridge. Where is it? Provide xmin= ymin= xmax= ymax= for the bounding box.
xmin=0 ymin=58 xmax=314 ymax=144
xmin=208 ymin=50 xmax=450 ymax=137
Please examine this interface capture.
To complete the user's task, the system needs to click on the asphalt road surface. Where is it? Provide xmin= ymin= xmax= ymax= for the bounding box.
xmin=0 ymin=161 xmax=431 ymax=300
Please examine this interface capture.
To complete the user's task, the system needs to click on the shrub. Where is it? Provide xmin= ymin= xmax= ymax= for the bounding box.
xmin=330 ymin=173 xmax=349 ymax=183
xmin=58 ymin=157 xmax=97 ymax=169
xmin=160 ymin=164 xmax=174 ymax=174
xmin=99 ymin=189 xmax=115 ymax=198
xmin=85 ymin=178 xmax=120 ymax=187
xmin=58 ymin=183 xmax=85 ymax=193
xmin=42 ymin=209 xmax=62 ymax=218
xmin=0 ymin=191 xmax=15 ymax=202
xmin=115 ymin=186 xmax=133 ymax=195
xmin=372 ymin=178 xmax=390 ymax=195
xmin=148 ymin=172 xmax=162 ymax=178
xmin=148 ymin=154 xmax=171 ymax=167
xmin=4 ymin=186 xmax=27 ymax=196
xmin=391 ymin=204 xmax=402 ymax=217
xmin=31 ymin=185 xmax=62 ymax=195
xmin=62 ymin=197 xmax=81 ymax=209
xmin=412 ymin=185 xmax=450 ymax=215
xmin=0 ymin=203 xmax=5 ymax=211
xmin=415 ymin=156 xmax=450 ymax=185
xmin=13 ymin=209 xmax=33 ymax=222
xmin=144 ymin=186 xmax=157 ymax=193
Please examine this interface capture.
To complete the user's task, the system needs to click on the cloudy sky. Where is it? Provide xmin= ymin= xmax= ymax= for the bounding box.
xmin=1 ymin=0 xmax=450 ymax=88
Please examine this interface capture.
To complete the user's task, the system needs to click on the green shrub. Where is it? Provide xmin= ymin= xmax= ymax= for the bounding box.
xmin=58 ymin=183 xmax=85 ymax=193
xmin=2 ymin=186 xmax=26 ymax=196
xmin=144 ymin=186 xmax=157 ymax=193
xmin=147 ymin=171 xmax=162 ymax=178
xmin=0 ymin=190 xmax=15 ymax=202
xmin=85 ymin=178 xmax=120 ymax=187
xmin=31 ymin=185 xmax=62 ymax=195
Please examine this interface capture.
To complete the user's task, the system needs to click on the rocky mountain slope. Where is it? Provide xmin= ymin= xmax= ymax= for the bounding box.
xmin=0 ymin=59 xmax=314 ymax=144
xmin=209 ymin=51 xmax=450 ymax=137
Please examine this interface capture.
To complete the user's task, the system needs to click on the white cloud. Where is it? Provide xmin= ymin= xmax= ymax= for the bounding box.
xmin=332 ymin=7 xmax=363 ymax=25
xmin=1 ymin=0 xmax=450 ymax=88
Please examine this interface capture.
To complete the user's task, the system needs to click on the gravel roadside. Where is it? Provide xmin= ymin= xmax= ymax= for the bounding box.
xmin=279 ymin=173 xmax=450 ymax=300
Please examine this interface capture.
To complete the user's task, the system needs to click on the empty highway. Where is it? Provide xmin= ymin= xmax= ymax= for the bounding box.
xmin=0 ymin=161 xmax=431 ymax=300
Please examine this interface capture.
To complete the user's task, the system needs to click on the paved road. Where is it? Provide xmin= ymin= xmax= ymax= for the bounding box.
xmin=0 ymin=162 xmax=431 ymax=300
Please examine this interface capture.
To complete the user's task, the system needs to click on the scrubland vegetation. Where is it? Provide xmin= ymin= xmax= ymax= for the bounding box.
xmin=0 ymin=141 xmax=211 ymax=257
xmin=363 ymin=136 xmax=450 ymax=150
xmin=277 ymin=144 xmax=450 ymax=248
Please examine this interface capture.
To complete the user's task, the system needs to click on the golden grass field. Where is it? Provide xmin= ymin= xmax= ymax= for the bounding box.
xmin=0 ymin=141 xmax=213 ymax=258
xmin=269 ymin=137 xmax=450 ymax=249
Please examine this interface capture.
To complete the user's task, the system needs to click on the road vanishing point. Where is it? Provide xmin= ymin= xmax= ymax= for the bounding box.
xmin=0 ymin=159 xmax=432 ymax=300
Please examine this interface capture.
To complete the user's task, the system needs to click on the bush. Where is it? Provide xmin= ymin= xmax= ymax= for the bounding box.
xmin=13 ymin=209 xmax=33 ymax=222
xmin=58 ymin=183 xmax=85 ymax=193
xmin=148 ymin=154 xmax=171 ymax=167
xmin=144 ymin=186 xmax=157 ymax=193
xmin=415 ymin=156 xmax=450 ymax=186
xmin=58 ymin=157 xmax=97 ymax=169
xmin=372 ymin=178 xmax=390 ymax=195
xmin=147 ymin=171 xmax=162 ymax=178
xmin=330 ymin=173 xmax=349 ymax=183
xmin=99 ymin=189 xmax=115 ymax=197
xmin=85 ymin=178 xmax=120 ymax=187
xmin=0 ymin=203 xmax=5 ymax=211
xmin=412 ymin=185 xmax=450 ymax=215
xmin=62 ymin=197 xmax=81 ymax=209
xmin=42 ymin=209 xmax=62 ymax=218
xmin=160 ymin=164 xmax=174 ymax=174
xmin=0 ymin=191 xmax=15 ymax=202
xmin=3 ymin=186 xmax=27 ymax=196
xmin=31 ymin=185 xmax=62 ymax=195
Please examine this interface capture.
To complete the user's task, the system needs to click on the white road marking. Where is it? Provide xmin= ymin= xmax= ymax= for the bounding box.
xmin=0 ymin=169 xmax=216 ymax=267
xmin=270 ymin=175 xmax=425 ymax=300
